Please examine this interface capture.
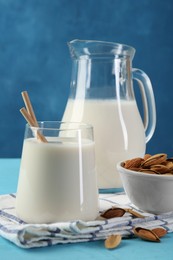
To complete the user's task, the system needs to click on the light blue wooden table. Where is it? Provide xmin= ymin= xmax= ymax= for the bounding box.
xmin=0 ymin=159 xmax=173 ymax=260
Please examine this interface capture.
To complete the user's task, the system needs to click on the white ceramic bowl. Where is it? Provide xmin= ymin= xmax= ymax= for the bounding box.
xmin=117 ymin=162 xmax=173 ymax=214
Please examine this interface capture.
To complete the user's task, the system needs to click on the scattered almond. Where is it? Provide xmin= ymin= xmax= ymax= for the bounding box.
xmin=152 ymin=227 xmax=167 ymax=238
xmin=133 ymin=227 xmax=160 ymax=242
xmin=126 ymin=208 xmax=145 ymax=218
xmin=101 ymin=207 xmax=126 ymax=219
xmin=104 ymin=235 xmax=122 ymax=249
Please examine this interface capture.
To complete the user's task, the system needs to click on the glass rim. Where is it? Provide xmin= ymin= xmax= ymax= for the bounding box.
xmin=26 ymin=121 xmax=94 ymax=132
xmin=68 ymin=39 xmax=136 ymax=58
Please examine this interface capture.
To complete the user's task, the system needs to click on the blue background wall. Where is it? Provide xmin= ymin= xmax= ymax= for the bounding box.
xmin=0 ymin=0 xmax=173 ymax=157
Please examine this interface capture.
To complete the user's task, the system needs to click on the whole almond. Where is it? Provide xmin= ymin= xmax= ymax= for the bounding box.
xmin=141 ymin=153 xmax=167 ymax=167
xmin=101 ymin=207 xmax=126 ymax=219
xmin=164 ymin=160 xmax=173 ymax=170
xmin=144 ymin=154 xmax=151 ymax=160
xmin=124 ymin=158 xmax=143 ymax=169
xmin=150 ymin=165 xmax=170 ymax=174
xmin=128 ymin=167 xmax=141 ymax=172
xmin=139 ymin=169 xmax=158 ymax=174
xmin=105 ymin=235 xmax=122 ymax=249
xmin=152 ymin=227 xmax=167 ymax=238
xmin=133 ymin=227 xmax=160 ymax=242
xmin=126 ymin=208 xmax=145 ymax=218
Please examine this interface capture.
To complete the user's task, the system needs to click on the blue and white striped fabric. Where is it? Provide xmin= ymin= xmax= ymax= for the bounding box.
xmin=0 ymin=192 xmax=173 ymax=248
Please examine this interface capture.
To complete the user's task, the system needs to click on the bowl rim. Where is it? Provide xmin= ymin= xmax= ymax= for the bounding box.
xmin=117 ymin=161 xmax=173 ymax=180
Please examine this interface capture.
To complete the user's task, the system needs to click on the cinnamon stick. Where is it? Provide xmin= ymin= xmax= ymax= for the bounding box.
xmin=21 ymin=91 xmax=38 ymax=127
xmin=20 ymin=107 xmax=47 ymax=143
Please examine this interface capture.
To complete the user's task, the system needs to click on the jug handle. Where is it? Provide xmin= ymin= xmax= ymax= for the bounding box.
xmin=132 ymin=68 xmax=156 ymax=143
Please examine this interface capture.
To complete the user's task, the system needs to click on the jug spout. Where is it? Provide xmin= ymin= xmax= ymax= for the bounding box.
xmin=68 ymin=39 xmax=136 ymax=59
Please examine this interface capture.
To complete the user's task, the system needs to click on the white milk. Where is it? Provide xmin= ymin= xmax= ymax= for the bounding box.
xmin=62 ymin=99 xmax=146 ymax=189
xmin=16 ymin=137 xmax=98 ymax=223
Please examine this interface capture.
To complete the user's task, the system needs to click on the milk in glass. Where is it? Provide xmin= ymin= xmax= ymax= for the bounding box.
xmin=16 ymin=137 xmax=98 ymax=223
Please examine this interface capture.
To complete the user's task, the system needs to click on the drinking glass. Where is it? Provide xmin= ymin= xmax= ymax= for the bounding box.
xmin=16 ymin=121 xmax=98 ymax=223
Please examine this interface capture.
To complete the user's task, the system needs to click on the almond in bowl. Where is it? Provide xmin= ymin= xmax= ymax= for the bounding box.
xmin=117 ymin=153 xmax=173 ymax=214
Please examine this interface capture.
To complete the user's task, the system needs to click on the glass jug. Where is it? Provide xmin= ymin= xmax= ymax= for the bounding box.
xmin=62 ymin=39 xmax=156 ymax=190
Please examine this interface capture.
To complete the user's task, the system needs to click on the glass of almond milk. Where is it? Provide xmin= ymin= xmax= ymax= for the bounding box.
xmin=16 ymin=121 xmax=98 ymax=224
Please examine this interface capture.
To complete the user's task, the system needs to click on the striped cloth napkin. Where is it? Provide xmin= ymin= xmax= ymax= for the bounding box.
xmin=0 ymin=192 xmax=173 ymax=248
